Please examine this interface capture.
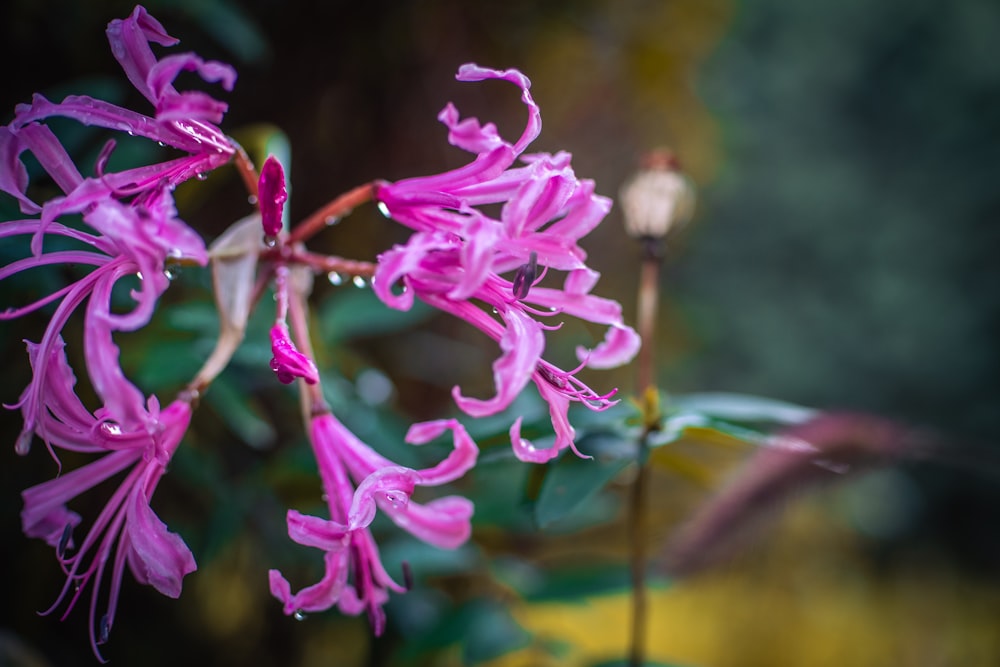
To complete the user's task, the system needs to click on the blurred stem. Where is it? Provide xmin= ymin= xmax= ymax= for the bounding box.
xmin=287 ymin=182 xmax=375 ymax=245
xmin=629 ymin=237 xmax=663 ymax=667
xmin=232 ymin=140 xmax=260 ymax=198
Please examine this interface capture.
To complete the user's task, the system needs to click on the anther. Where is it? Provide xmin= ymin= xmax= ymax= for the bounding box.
xmin=401 ymin=561 xmax=414 ymax=591
xmin=512 ymin=252 xmax=538 ymax=300
xmin=57 ymin=524 xmax=73 ymax=558
xmin=98 ymin=614 xmax=111 ymax=644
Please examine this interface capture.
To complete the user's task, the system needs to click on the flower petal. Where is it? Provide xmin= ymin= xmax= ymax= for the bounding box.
xmin=125 ymin=476 xmax=196 ymax=598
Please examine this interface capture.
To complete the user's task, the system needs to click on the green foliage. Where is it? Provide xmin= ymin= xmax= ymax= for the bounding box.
xmin=318 ymin=287 xmax=436 ymax=343
xmin=534 ymin=433 xmax=632 ymax=529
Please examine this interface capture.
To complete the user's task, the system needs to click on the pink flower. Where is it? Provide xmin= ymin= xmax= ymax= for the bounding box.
xmin=1 ymin=5 xmax=233 ymax=455
xmin=269 ymin=413 xmax=477 ymax=633
xmin=1 ymin=7 xmax=226 ymax=657
xmin=18 ymin=338 xmax=195 ymax=662
xmin=374 ymin=64 xmax=639 ymax=462
xmin=0 ymin=5 xmax=235 ymax=249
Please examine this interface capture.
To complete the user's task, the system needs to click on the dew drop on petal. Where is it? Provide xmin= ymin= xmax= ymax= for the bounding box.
xmin=325 ymin=216 xmax=339 ymax=226
xmin=263 ymin=236 xmax=278 ymax=249
xmin=157 ymin=141 xmax=166 ymax=147
xmin=377 ymin=201 xmax=390 ymax=218
xmin=327 ymin=271 xmax=343 ymax=286
xmin=293 ymin=610 xmax=307 ymax=621
xmin=247 ymin=194 xmax=258 ymax=205
xmin=352 ymin=275 xmax=367 ymax=288
xmin=196 ymin=172 xmax=207 ymax=181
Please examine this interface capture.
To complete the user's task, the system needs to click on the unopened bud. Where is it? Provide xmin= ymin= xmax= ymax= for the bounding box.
xmin=619 ymin=148 xmax=695 ymax=240
xmin=258 ymin=155 xmax=288 ymax=239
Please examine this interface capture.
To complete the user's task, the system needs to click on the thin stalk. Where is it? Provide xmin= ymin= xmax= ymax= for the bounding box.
xmin=287 ymin=182 xmax=376 ymax=245
xmin=628 ymin=237 xmax=663 ymax=667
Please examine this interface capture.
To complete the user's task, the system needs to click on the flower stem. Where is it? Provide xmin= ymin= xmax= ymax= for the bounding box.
xmin=287 ymin=182 xmax=376 ymax=245
xmin=628 ymin=238 xmax=663 ymax=667
xmin=231 ymin=139 xmax=259 ymax=198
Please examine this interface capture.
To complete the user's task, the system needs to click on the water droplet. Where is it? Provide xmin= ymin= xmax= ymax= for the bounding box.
xmin=491 ymin=307 xmax=499 ymax=314
xmin=352 ymin=275 xmax=367 ymax=288
xmin=263 ymin=236 xmax=278 ymax=249
xmin=325 ymin=216 xmax=339 ymax=226
xmin=102 ymin=423 xmax=123 ymax=436
xmin=196 ymin=172 xmax=208 ymax=181
xmin=126 ymin=130 xmax=134 ymax=137
xmin=377 ymin=201 xmax=390 ymax=218
xmin=293 ymin=610 xmax=307 ymax=621
xmin=327 ymin=271 xmax=343 ymax=286
xmin=135 ymin=271 xmax=144 ymax=281
xmin=163 ymin=266 xmax=180 ymax=281
xmin=157 ymin=141 xmax=165 ymax=147
xmin=247 ymin=194 xmax=258 ymax=205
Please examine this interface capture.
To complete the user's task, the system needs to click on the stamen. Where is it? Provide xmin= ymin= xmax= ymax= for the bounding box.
xmin=538 ymin=364 xmax=567 ymax=389
xmin=511 ymin=252 xmax=538 ymax=300
xmin=98 ymin=613 xmax=111 ymax=645
xmin=57 ymin=524 xmax=74 ymax=558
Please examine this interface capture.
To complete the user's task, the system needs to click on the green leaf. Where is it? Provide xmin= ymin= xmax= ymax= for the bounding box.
xmin=669 ymin=392 xmax=817 ymax=425
xmin=203 ymin=373 xmax=276 ymax=449
xmin=492 ymin=558 xmax=635 ymax=602
xmin=462 ymin=600 xmax=532 ymax=665
xmin=534 ymin=433 xmax=632 ymax=528
xmin=318 ymin=288 xmax=435 ymax=342
xmin=393 ymin=599 xmax=531 ymax=664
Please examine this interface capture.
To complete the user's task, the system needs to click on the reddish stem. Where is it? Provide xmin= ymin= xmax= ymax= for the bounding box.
xmin=232 ymin=142 xmax=259 ymax=199
xmin=287 ymin=182 xmax=376 ymax=245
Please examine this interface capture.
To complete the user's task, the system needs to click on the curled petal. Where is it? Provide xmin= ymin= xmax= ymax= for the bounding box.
xmin=509 ymin=417 xmax=560 ymax=463
xmin=348 ymin=467 xmax=417 ymax=530
xmin=577 ymin=324 xmax=642 ymax=370
xmin=403 ymin=418 xmax=479 ymax=486
xmin=269 ymin=324 xmax=319 ymax=384
xmin=148 ymin=53 xmax=236 ymax=102
xmin=125 ymin=484 xmax=196 ymax=598
xmin=452 ymin=308 xmax=545 ymax=417
xmin=384 ymin=496 xmax=473 ymax=549
xmin=269 ymin=548 xmax=349 ymax=615
xmin=285 ymin=510 xmax=350 ymax=550
xmin=106 ymin=7 xmax=178 ymax=103
xmin=455 ymin=64 xmax=540 ymax=155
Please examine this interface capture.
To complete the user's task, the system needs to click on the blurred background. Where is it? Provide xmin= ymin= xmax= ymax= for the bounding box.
xmin=1 ymin=0 xmax=999 ymax=665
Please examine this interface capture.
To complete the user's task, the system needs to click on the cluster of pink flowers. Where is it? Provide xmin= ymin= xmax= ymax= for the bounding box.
xmin=1 ymin=5 xmax=636 ymax=661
